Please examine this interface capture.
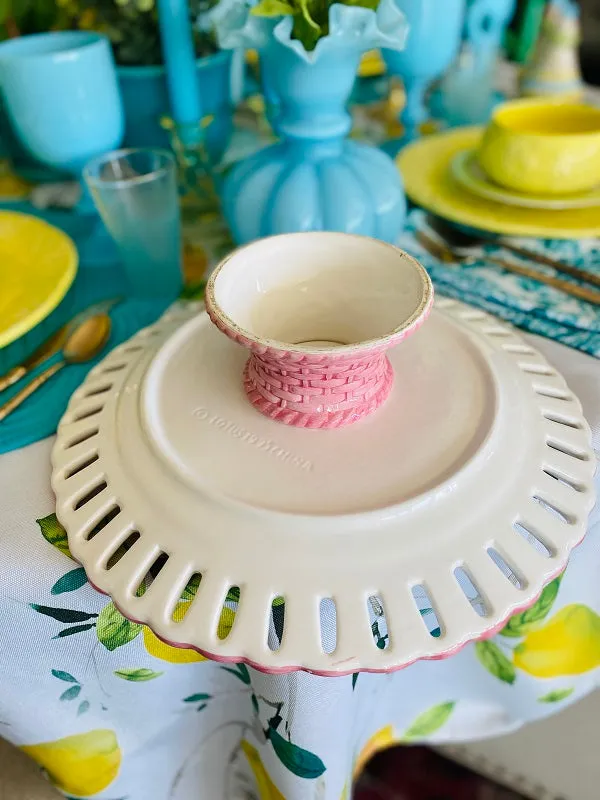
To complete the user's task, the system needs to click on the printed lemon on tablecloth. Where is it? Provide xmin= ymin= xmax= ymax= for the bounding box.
xmin=514 ymin=604 xmax=600 ymax=678
xmin=142 ymin=602 xmax=236 ymax=662
xmin=353 ymin=725 xmax=399 ymax=779
xmin=21 ymin=729 xmax=121 ymax=796
xmin=142 ymin=602 xmax=208 ymax=663
xmin=242 ymin=740 xmax=286 ymax=800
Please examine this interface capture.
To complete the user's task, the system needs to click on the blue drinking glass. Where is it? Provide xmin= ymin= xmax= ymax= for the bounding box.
xmin=382 ymin=0 xmax=466 ymax=154
xmin=0 ymin=31 xmax=124 ymax=262
xmin=84 ymin=149 xmax=183 ymax=301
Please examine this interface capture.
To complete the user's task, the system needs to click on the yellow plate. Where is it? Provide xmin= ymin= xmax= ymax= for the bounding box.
xmin=0 ymin=212 xmax=78 ymax=348
xmin=398 ymin=127 xmax=600 ymax=239
xmin=451 ymin=148 xmax=600 ymax=210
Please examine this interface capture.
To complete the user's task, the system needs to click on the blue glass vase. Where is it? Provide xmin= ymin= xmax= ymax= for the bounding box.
xmin=214 ymin=0 xmax=409 ymax=245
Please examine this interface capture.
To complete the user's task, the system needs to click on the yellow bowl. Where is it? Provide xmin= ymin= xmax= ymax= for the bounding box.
xmin=477 ymin=99 xmax=600 ymax=196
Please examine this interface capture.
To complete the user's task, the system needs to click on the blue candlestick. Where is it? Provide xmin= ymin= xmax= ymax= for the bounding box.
xmin=156 ymin=0 xmax=202 ymax=144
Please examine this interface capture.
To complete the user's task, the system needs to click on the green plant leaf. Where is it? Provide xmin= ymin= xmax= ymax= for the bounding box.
xmin=538 ymin=688 xmax=574 ymax=703
xmin=52 ymin=624 xmax=96 ymax=639
xmin=251 ymin=0 xmax=295 ymax=16
xmin=60 ymin=685 xmax=81 ymax=702
xmin=475 ymin=641 xmax=516 ymax=684
xmin=298 ymin=0 xmax=319 ymax=30
xmin=96 ymin=602 xmax=142 ymax=651
xmin=51 ymin=567 xmax=88 ymax=595
xmin=403 ymin=702 xmax=456 ymax=741
xmin=343 ymin=0 xmax=378 ymax=8
xmin=77 ymin=700 xmax=90 ymax=716
xmin=0 ymin=0 xmax=11 ymax=25
xmin=37 ymin=513 xmax=72 ymax=559
xmin=268 ymin=728 xmax=326 ymax=779
xmin=500 ymin=577 xmax=562 ymax=638
xmin=114 ymin=668 xmax=163 ymax=682
xmin=30 ymin=604 xmax=97 ymax=624
xmin=51 ymin=669 xmax=78 ymax=683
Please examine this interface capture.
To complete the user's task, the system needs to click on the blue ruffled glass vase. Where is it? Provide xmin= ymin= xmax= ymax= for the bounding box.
xmin=214 ymin=0 xmax=408 ymax=244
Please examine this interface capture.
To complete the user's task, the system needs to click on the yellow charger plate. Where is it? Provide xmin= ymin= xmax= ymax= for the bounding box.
xmin=398 ymin=126 xmax=600 ymax=239
xmin=0 ymin=212 xmax=78 ymax=348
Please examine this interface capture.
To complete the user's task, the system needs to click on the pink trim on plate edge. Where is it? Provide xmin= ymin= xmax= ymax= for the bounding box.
xmin=83 ymin=544 xmax=577 ymax=678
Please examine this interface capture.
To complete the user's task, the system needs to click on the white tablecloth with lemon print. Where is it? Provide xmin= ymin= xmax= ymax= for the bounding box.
xmin=0 ymin=333 xmax=599 ymax=800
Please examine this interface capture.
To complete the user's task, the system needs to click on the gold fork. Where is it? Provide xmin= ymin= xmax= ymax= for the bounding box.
xmin=416 ymin=229 xmax=600 ymax=307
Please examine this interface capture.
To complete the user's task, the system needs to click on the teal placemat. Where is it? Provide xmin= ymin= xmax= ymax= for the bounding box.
xmin=0 ymin=208 xmax=171 ymax=455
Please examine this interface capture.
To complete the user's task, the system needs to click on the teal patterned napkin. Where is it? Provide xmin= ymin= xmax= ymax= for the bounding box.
xmin=400 ymin=210 xmax=600 ymax=358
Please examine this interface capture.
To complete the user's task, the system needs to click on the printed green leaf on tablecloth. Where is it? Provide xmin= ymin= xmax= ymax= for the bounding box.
xmin=96 ymin=603 xmax=142 ymax=651
xmin=60 ymin=686 xmax=82 ymax=702
xmin=37 ymin=513 xmax=72 ymax=559
xmin=475 ymin=641 xmax=516 ymax=684
xmin=53 ymin=624 xmax=96 ymax=638
xmin=268 ymin=727 xmax=326 ymax=779
xmin=183 ymin=693 xmax=212 ymax=703
xmin=221 ymin=663 xmax=252 ymax=685
xmin=51 ymin=670 xmax=78 ymax=683
xmin=538 ymin=688 xmax=574 ymax=703
xmin=402 ymin=702 xmax=456 ymax=740
xmin=500 ymin=577 xmax=562 ymax=638
xmin=51 ymin=567 xmax=88 ymax=595
xmin=31 ymin=605 xmax=97 ymax=624
xmin=114 ymin=668 xmax=163 ymax=682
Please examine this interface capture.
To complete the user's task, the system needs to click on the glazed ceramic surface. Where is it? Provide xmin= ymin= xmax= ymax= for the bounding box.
xmin=451 ymin=148 xmax=600 ymax=210
xmin=205 ymin=234 xmax=433 ymax=428
xmin=215 ymin=0 xmax=407 ymax=244
xmin=399 ymin=127 xmax=600 ymax=238
xmin=477 ymin=99 xmax=600 ymax=196
xmin=0 ymin=32 xmax=123 ymax=174
xmin=520 ymin=0 xmax=583 ymax=100
xmin=381 ymin=0 xmax=466 ymax=146
xmin=51 ymin=299 xmax=595 ymax=674
xmin=0 ymin=212 xmax=77 ymax=349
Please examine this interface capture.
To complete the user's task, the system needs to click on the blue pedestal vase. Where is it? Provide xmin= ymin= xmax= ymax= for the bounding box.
xmin=214 ymin=0 xmax=408 ymax=245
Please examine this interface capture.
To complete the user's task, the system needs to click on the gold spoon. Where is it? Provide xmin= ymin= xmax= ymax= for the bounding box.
xmin=0 ymin=313 xmax=112 ymax=422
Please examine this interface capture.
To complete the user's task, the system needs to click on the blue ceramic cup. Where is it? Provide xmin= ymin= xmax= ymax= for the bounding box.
xmin=0 ymin=31 xmax=123 ymax=175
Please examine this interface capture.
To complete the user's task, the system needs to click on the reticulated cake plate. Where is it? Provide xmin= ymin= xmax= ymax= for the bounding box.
xmin=51 ymin=299 xmax=596 ymax=674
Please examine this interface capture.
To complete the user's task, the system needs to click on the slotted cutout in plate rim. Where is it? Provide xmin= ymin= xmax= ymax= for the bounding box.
xmin=50 ymin=300 xmax=596 ymax=674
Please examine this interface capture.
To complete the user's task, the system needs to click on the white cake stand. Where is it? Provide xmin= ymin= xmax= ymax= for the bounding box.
xmin=51 ymin=299 xmax=596 ymax=675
